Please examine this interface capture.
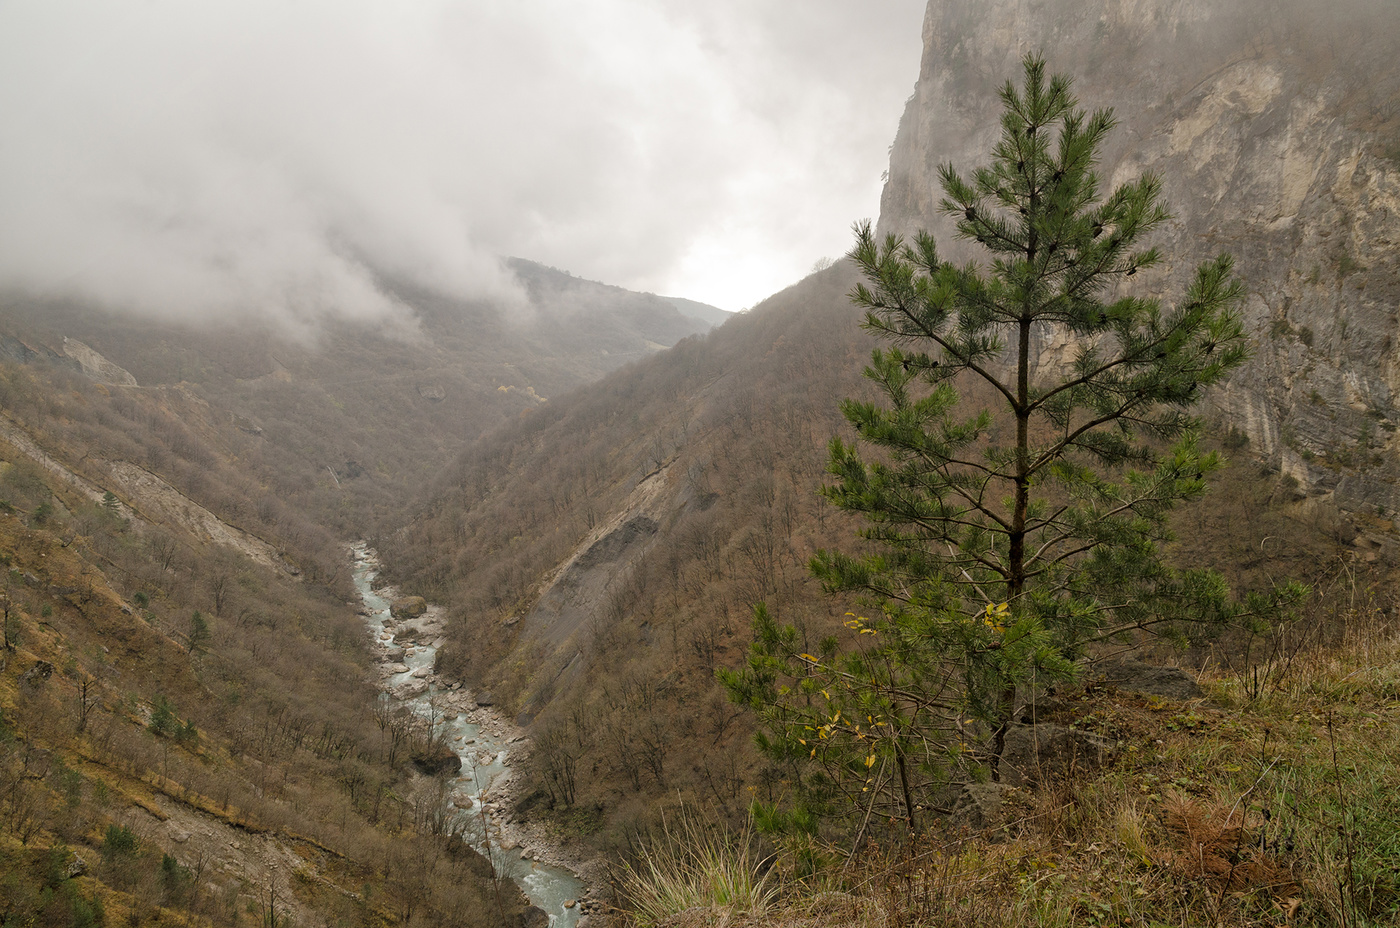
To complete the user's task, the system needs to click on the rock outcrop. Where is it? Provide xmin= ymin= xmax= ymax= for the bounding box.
xmin=882 ymin=0 xmax=1400 ymax=519
xmin=1093 ymin=658 xmax=1203 ymax=701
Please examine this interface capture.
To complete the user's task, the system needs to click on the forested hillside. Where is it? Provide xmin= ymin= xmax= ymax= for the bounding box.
xmin=3 ymin=2 xmax=1398 ymax=925
xmin=0 ymin=358 xmax=526 ymax=926
xmin=0 ymin=266 xmax=719 ymax=925
xmin=0 ymin=262 xmax=716 ymax=539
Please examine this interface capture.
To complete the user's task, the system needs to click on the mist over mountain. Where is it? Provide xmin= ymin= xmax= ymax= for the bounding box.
xmin=0 ymin=261 xmax=720 ymax=539
xmin=0 ymin=0 xmax=925 ymax=323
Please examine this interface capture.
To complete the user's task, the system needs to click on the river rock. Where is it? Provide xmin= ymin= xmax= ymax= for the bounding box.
xmin=411 ymin=667 xmax=433 ymax=679
xmin=520 ymin=906 xmax=550 ymax=928
xmin=390 ymin=596 xmax=427 ymax=618
xmin=381 ymin=646 xmax=405 ymax=661
xmin=386 ymin=663 xmax=410 ymax=674
xmin=411 ymin=746 xmax=463 ymax=776
xmin=394 ymin=681 xmax=429 ymax=700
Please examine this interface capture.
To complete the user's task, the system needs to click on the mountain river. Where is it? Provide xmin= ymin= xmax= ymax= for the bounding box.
xmin=351 ymin=543 xmax=588 ymax=926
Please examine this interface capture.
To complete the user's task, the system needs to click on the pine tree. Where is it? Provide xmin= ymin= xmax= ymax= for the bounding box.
xmin=724 ymin=55 xmax=1303 ymax=833
xmin=187 ymin=610 xmax=210 ymax=657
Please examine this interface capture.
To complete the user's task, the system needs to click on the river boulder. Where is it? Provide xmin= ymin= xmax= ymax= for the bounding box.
xmin=390 ymin=596 xmax=427 ymax=618
xmin=411 ymin=745 xmax=463 ymax=776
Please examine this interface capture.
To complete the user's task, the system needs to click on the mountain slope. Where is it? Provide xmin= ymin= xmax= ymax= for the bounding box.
xmin=382 ymin=252 xmax=1373 ymax=851
xmin=881 ymin=0 xmax=1400 ymax=517
xmin=0 ymin=250 xmax=721 ymax=926
xmin=0 ymin=365 xmax=526 ymax=926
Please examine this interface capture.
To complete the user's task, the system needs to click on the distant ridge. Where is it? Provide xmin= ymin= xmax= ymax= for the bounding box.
xmin=660 ymin=295 xmax=732 ymax=328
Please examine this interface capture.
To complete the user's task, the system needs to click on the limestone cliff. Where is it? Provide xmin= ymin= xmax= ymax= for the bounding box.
xmin=879 ymin=0 xmax=1400 ymax=520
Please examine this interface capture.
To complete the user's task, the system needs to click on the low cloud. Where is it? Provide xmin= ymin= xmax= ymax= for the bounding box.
xmin=0 ymin=0 xmax=925 ymax=330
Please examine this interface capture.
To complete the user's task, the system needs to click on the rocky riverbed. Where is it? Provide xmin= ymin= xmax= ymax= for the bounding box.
xmin=352 ymin=543 xmax=608 ymax=927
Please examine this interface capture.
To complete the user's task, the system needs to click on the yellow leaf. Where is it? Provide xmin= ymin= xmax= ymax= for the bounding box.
xmin=865 ymin=755 xmax=876 ymax=767
xmin=810 ymin=748 xmax=816 ymax=758
xmin=800 ymin=653 xmax=818 ymax=663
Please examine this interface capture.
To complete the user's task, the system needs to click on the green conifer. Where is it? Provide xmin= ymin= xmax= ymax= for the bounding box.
xmin=724 ymin=55 xmax=1304 ymax=833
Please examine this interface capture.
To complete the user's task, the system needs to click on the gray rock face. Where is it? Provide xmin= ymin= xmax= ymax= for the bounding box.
xmin=948 ymin=781 xmax=1015 ymax=833
xmin=1093 ymin=658 xmax=1203 ymax=701
xmin=999 ymin=722 xmax=1116 ymax=787
xmin=882 ymin=0 xmax=1400 ymax=519
xmin=65 ymin=853 xmax=89 ymax=879
xmin=20 ymin=660 xmax=54 ymax=687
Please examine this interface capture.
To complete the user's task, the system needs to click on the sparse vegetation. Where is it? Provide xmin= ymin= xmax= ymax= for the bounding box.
xmin=620 ymin=601 xmax=1400 ymax=927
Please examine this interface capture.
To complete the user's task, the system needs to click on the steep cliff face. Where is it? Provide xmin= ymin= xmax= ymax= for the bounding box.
xmin=880 ymin=0 xmax=1400 ymax=520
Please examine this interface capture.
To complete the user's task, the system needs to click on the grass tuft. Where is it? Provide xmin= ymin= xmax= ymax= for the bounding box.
xmin=617 ymin=808 xmax=777 ymax=927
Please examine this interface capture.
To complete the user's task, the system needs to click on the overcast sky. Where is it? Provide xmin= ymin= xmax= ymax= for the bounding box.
xmin=0 ymin=1 xmax=926 ymax=334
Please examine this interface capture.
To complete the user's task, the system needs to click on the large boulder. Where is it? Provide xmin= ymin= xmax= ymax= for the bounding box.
xmin=390 ymin=596 xmax=427 ymax=618
xmin=393 ymin=680 xmax=429 ymax=700
xmin=20 ymin=660 xmax=54 ymax=688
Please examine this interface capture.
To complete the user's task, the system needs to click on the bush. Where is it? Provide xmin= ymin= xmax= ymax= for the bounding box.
xmin=101 ymin=824 xmax=139 ymax=862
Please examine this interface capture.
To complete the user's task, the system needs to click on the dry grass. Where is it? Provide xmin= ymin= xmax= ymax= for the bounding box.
xmin=617 ymin=808 xmax=779 ymax=928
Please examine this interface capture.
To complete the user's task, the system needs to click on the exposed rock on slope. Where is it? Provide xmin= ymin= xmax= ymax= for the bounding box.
xmin=61 ymin=337 xmax=138 ymax=386
xmin=520 ymin=464 xmax=671 ymax=653
xmin=882 ymin=0 xmax=1400 ymax=517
